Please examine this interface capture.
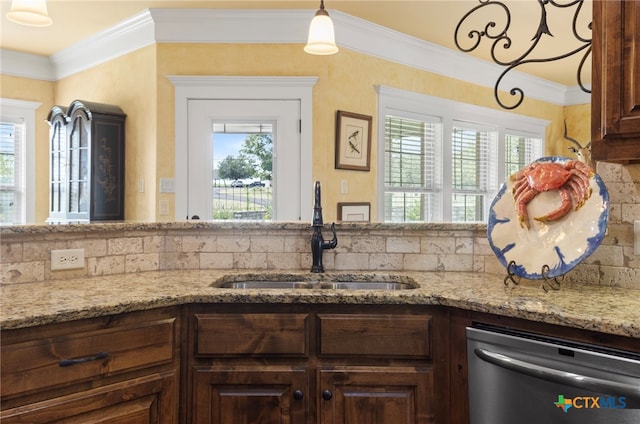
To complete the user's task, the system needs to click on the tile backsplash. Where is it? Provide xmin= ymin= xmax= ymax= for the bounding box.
xmin=1 ymin=163 xmax=638 ymax=289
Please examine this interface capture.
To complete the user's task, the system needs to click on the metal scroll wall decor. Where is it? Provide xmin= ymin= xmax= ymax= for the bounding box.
xmin=454 ymin=0 xmax=592 ymax=109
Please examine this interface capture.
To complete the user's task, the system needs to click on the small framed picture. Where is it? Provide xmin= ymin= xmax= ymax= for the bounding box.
xmin=335 ymin=110 xmax=372 ymax=171
xmin=337 ymin=202 xmax=371 ymax=222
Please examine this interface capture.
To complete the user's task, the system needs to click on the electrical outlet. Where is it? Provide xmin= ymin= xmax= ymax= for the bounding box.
xmin=51 ymin=248 xmax=85 ymax=271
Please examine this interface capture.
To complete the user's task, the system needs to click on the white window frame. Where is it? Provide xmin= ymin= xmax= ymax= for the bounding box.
xmin=169 ymin=76 xmax=318 ymax=221
xmin=376 ymin=85 xmax=548 ymax=222
xmin=0 ymin=98 xmax=40 ymax=224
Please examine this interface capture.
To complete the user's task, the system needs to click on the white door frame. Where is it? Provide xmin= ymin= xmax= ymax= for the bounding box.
xmin=188 ymin=99 xmax=300 ymax=221
xmin=169 ymin=76 xmax=318 ymax=221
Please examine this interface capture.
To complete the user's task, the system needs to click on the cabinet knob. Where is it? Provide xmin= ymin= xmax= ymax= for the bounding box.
xmin=293 ymin=390 xmax=304 ymax=401
xmin=322 ymin=389 xmax=333 ymax=400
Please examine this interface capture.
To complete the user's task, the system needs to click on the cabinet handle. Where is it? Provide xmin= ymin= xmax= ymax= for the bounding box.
xmin=322 ymin=389 xmax=333 ymax=400
xmin=59 ymin=352 xmax=108 ymax=367
xmin=293 ymin=390 xmax=304 ymax=401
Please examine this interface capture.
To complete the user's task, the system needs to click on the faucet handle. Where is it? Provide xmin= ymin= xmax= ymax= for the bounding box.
xmin=324 ymin=222 xmax=338 ymax=249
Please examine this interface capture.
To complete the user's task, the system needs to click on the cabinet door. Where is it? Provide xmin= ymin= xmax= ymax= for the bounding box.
xmin=592 ymin=0 xmax=640 ymax=162
xmin=0 ymin=372 xmax=176 ymax=424
xmin=192 ymin=367 xmax=308 ymax=424
xmin=318 ymin=367 xmax=434 ymax=424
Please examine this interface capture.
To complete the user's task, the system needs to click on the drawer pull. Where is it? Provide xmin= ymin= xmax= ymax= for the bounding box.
xmin=322 ymin=389 xmax=333 ymax=400
xmin=59 ymin=352 xmax=108 ymax=367
xmin=293 ymin=390 xmax=304 ymax=401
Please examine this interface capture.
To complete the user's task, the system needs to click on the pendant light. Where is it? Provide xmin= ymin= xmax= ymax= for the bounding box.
xmin=6 ymin=0 xmax=52 ymax=27
xmin=304 ymin=0 xmax=338 ymax=55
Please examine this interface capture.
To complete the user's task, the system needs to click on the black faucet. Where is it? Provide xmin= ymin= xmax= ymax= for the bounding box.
xmin=311 ymin=181 xmax=337 ymax=273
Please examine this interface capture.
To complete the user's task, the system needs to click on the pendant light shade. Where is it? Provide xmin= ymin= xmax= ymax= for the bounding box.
xmin=6 ymin=0 xmax=52 ymax=27
xmin=304 ymin=0 xmax=338 ymax=55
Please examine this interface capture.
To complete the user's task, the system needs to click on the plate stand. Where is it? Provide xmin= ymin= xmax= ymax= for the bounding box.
xmin=503 ymin=261 xmax=565 ymax=292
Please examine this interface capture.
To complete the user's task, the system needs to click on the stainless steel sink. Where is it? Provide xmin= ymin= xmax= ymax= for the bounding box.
xmin=213 ymin=275 xmax=417 ymax=290
xmin=217 ymin=281 xmax=314 ymax=289
xmin=318 ymin=281 xmax=414 ymax=290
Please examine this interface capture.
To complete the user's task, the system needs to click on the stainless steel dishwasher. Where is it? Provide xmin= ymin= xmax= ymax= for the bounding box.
xmin=467 ymin=324 xmax=640 ymax=424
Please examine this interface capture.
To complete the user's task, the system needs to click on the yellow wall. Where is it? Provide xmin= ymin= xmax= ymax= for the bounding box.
xmin=4 ymin=43 xmax=574 ymax=223
xmin=156 ymin=43 xmax=567 ymax=222
xmin=0 ymin=74 xmax=54 ymax=223
xmin=563 ymin=103 xmax=591 ymax=147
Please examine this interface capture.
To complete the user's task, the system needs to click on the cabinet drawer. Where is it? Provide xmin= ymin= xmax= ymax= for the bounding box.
xmin=318 ymin=314 xmax=431 ymax=358
xmin=195 ymin=314 xmax=309 ymax=356
xmin=1 ymin=317 xmax=175 ymax=398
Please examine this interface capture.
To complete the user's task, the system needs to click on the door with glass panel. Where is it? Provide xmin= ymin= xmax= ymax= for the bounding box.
xmin=187 ymin=99 xmax=301 ymax=221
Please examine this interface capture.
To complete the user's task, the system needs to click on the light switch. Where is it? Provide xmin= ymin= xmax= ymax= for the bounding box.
xmin=341 ymin=180 xmax=348 ymax=194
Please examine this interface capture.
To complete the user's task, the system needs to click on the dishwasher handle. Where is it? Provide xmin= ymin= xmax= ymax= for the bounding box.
xmin=475 ymin=348 xmax=640 ymax=397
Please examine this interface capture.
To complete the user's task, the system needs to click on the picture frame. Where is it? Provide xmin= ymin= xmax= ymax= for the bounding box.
xmin=337 ymin=202 xmax=371 ymax=222
xmin=335 ymin=110 xmax=372 ymax=171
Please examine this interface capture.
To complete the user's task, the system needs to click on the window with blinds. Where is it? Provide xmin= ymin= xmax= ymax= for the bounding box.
xmin=378 ymin=87 xmax=545 ymax=223
xmin=451 ymin=121 xmax=497 ymax=222
xmin=505 ymin=133 xmax=543 ymax=179
xmin=384 ymin=114 xmax=442 ymax=222
xmin=0 ymin=120 xmax=24 ymax=224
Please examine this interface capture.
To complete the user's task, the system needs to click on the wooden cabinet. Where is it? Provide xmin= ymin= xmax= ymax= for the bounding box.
xmin=316 ymin=313 xmax=435 ymax=423
xmin=47 ymin=100 xmax=126 ymax=223
xmin=193 ymin=367 xmax=308 ymax=423
xmin=186 ymin=305 xmax=446 ymax=424
xmin=591 ymin=0 xmax=640 ymax=162
xmin=318 ymin=367 xmax=432 ymax=424
xmin=0 ymin=308 xmax=179 ymax=423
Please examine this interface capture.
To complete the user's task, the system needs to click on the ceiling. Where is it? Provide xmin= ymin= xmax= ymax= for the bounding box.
xmin=0 ymin=0 xmax=592 ymax=86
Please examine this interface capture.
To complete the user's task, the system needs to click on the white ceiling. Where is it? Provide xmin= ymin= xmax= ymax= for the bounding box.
xmin=0 ymin=0 xmax=592 ymax=86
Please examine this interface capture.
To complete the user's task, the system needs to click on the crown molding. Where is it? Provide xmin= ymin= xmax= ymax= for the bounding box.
xmin=151 ymin=8 xmax=310 ymax=43
xmin=1 ymin=8 xmax=588 ymax=107
xmin=50 ymin=10 xmax=156 ymax=79
xmin=564 ymin=84 xmax=592 ymax=105
xmin=0 ymin=49 xmax=56 ymax=81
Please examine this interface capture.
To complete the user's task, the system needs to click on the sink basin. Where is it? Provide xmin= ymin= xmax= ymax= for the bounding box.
xmin=217 ymin=281 xmax=314 ymax=289
xmin=213 ymin=274 xmax=418 ymax=290
xmin=318 ymin=281 xmax=414 ymax=290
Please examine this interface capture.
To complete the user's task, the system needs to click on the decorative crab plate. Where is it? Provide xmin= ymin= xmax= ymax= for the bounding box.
xmin=487 ymin=156 xmax=609 ymax=279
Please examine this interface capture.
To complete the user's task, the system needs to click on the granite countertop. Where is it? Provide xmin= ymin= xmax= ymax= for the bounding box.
xmin=2 ymin=269 xmax=638 ymax=338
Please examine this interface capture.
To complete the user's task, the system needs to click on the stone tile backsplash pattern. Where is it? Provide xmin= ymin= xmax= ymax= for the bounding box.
xmin=1 ymin=163 xmax=638 ymax=289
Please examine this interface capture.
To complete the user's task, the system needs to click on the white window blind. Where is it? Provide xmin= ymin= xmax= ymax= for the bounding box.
xmin=377 ymin=86 xmax=547 ymax=223
xmin=0 ymin=119 xmax=24 ymax=224
xmin=384 ymin=112 xmax=442 ymax=222
xmin=451 ymin=120 xmax=498 ymax=222
xmin=504 ymin=132 xmax=543 ymax=179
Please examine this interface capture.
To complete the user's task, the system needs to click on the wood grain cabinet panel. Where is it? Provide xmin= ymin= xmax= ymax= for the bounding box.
xmin=0 ymin=372 xmax=175 ymax=424
xmin=318 ymin=314 xmax=431 ymax=358
xmin=192 ymin=367 xmax=308 ymax=424
xmin=318 ymin=367 xmax=434 ymax=424
xmin=0 ymin=309 xmax=179 ymax=423
xmin=195 ymin=313 xmax=309 ymax=356
xmin=1 ymin=317 xmax=175 ymax=398
xmin=591 ymin=0 xmax=640 ymax=162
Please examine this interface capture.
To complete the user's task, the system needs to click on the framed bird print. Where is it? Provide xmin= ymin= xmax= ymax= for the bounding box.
xmin=335 ymin=110 xmax=372 ymax=171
